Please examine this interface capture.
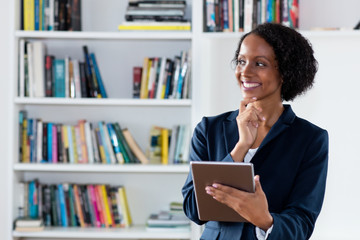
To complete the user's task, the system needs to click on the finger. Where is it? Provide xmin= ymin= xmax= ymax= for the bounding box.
xmin=246 ymin=105 xmax=266 ymax=122
xmin=254 ymin=175 xmax=263 ymax=193
xmin=239 ymin=97 xmax=257 ymax=112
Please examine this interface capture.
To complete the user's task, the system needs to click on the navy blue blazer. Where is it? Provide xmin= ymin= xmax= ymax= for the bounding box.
xmin=182 ymin=105 xmax=328 ymax=240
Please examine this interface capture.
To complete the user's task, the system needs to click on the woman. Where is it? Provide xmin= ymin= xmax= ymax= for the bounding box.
xmin=182 ymin=23 xmax=328 ymax=240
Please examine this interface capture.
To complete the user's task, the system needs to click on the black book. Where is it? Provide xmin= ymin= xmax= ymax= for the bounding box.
xmin=45 ymin=55 xmax=54 ymax=97
xmin=58 ymin=0 xmax=68 ymax=30
xmin=354 ymin=20 xmax=360 ymax=30
xmin=79 ymin=62 xmax=89 ymax=97
xmin=56 ymin=124 xmax=64 ymax=163
xmin=79 ymin=185 xmax=91 ymax=225
xmin=82 ymin=46 xmax=98 ymax=98
xmin=54 ymin=0 xmax=60 ymax=30
xmin=69 ymin=0 xmax=82 ymax=31
xmin=42 ymin=122 xmax=48 ymax=162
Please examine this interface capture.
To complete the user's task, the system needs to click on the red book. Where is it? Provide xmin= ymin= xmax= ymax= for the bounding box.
xmin=132 ymin=67 xmax=142 ymax=98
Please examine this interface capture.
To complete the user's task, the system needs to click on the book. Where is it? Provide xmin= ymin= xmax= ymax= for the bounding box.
xmin=146 ymin=210 xmax=189 ymax=227
xmin=122 ymin=128 xmax=149 ymax=164
xmin=24 ymin=0 xmax=35 ymax=30
xmin=140 ymin=57 xmax=150 ymax=99
xmin=118 ymin=21 xmax=191 ymax=31
xmin=90 ymin=53 xmax=107 ymax=98
xmin=15 ymin=217 xmax=43 ymax=227
xmin=113 ymin=123 xmax=137 ymax=164
xmin=117 ymin=186 xmax=132 ymax=227
xmin=132 ymin=66 xmax=142 ymax=98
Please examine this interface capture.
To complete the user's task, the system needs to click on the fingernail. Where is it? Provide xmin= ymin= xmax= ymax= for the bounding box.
xmin=252 ymin=97 xmax=257 ymax=100
xmin=212 ymin=184 xmax=218 ymax=188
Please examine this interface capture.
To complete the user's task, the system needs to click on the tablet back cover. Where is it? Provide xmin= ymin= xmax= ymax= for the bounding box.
xmin=191 ymin=161 xmax=255 ymax=222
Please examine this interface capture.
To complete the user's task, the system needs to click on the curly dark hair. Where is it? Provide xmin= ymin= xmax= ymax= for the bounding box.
xmin=232 ymin=23 xmax=318 ymax=101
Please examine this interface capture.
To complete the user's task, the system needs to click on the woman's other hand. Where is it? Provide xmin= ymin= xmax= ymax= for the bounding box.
xmin=205 ymin=175 xmax=273 ymax=231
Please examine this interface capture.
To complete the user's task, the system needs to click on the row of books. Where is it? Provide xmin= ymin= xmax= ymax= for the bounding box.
xmin=19 ymin=111 xmax=147 ymax=164
xmin=19 ymin=180 xmax=132 ymax=228
xmin=147 ymin=125 xmax=191 ymax=164
xmin=21 ymin=0 xmax=82 ymax=31
xmin=18 ymin=41 xmax=107 ymax=98
xmin=133 ymin=50 xmax=191 ymax=99
xmin=204 ymin=0 xmax=299 ymax=33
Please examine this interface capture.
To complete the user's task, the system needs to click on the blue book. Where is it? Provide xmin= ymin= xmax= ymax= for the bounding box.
xmin=90 ymin=53 xmax=107 ymax=98
xmin=27 ymin=119 xmax=33 ymax=162
xmin=41 ymin=0 xmax=46 ymax=30
xmin=55 ymin=186 xmax=62 ymax=225
xmin=58 ymin=184 xmax=68 ymax=227
xmin=35 ymin=0 xmax=40 ymax=30
xmin=222 ymin=0 xmax=229 ymax=30
xmin=106 ymin=123 xmax=122 ymax=163
xmin=28 ymin=180 xmax=39 ymax=218
xmin=47 ymin=122 xmax=53 ymax=162
xmin=176 ymin=61 xmax=188 ymax=99
xmin=98 ymin=122 xmax=111 ymax=164
xmin=53 ymin=59 xmax=66 ymax=97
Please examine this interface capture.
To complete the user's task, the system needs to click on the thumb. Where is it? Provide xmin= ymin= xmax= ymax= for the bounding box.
xmin=254 ymin=175 xmax=263 ymax=192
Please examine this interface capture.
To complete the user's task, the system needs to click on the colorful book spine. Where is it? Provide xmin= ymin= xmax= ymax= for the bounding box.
xmin=24 ymin=0 xmax=35 ymax=30
xmin=58 ymin=184 xmax=68 ymax=226
xmin=90 ymin=53 xmax=107 ymax=98
xmin=47 ymin=122 xmax=53 ymax=162
xmin=52 ymin=124 xmax=58 ymax=163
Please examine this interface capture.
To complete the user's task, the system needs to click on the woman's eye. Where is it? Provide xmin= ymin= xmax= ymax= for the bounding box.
xmin=256 ymin=62 xmax=266 ymax=67
xmin=237 ymin=59 xmax=246 ymax=65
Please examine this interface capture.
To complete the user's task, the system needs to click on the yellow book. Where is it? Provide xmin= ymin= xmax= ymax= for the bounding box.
xmin=78 ymin=120 xmax=88 ymax=163
xmin=23 ymin=0 xmax=35 ymax=31
xmin=62 ymin=125 xmax=69 ymax=163
xmin=95 ymin=127 xmax=107 ymax=164
xmin=22 ymin=119 xmax=29 ymax=163
xmin=118 ymin=186 xmax=132 ymax=227
xmin=161 ymin=128 xmax=169 ymax=164
xmin=140 ymin=57 xmax=149 ymax=99
xmin=71 ymin=126 xmax=78 ymax=163
xmin=101 ymin=185 xmax=113 ymax=227
xmin=118 ymin=21 xmax=191 ymax=31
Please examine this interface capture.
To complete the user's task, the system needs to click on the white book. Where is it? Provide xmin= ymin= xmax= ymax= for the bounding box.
xmin=84 ymin=121 xmax=94 ymax=163
xmin=168 ymin=125 xmax=179 ymax=164
xmin=26 ymin=42 xmax=34 ymax=97
xmin=180 ymin=125 xmax=191 ymax=163
xmin=19 ymin=39 xmax=25 ymax=97
xmin=234 ymin=0 xmax=240 ymax=32
xmin=244 ymin=0 xmax=254 ymax=33
xmin=170 ymin=56 xmax=181 ymax=99
xmin=155 ymin=57 xmax=167 ymax=99
xmin=147 ymin=58 xmax=158 ymax=98
xmin=36 ymin=119 xmax=43 ymax=163
xmin=32 ymin=41 xmax=46 ymax=98
xmin=90 ymin=124 xmax=100 ymax=163
xmin=48 ymin=0 xmax=54 ymax=30
xmin=72 ymin=59 xmax=81 ymax=98
xmin=261 ymin=0 xmax=267 ymax=24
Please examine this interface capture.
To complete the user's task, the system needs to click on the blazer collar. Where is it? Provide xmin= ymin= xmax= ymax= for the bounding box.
xmin=223 ymin=104 xmax=296 ymax=155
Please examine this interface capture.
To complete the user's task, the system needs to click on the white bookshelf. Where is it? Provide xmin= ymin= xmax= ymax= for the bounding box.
xmin=7 ymin=0 xmax=360 ymax=240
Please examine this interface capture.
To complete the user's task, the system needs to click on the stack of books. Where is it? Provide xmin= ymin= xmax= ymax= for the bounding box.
xmin=118 ymin=0 xmax=191 ymax=31
xmin=146 ymin=211 xmax=190 ymax=230
xmin=14 ymin=217 xmax=44 ymax=232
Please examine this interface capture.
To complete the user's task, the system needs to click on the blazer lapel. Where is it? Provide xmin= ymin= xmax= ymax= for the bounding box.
xmin=251 ymin=105 xmax=296 ymax=168
xmin=223 ymin=110 xmax=239 ymax=154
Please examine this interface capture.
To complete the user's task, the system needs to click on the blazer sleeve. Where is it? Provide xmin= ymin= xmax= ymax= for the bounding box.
xmin=182 ymin=117 xmax=233 ymax=225
xmin=268 ymin=129 xmax=329 ymax=240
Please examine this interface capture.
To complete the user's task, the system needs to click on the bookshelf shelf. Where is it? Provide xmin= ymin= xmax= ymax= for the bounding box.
xmin=14 ymin=97 xmax=192 ymax=107
xmin=13 ymin=225 xmax=191 ymax=239
xmin=201 ymin=30 xmax=360 ymax=39
xmin=13 ymin=163 xmax=190 ymax=173
xmin=15 ymin=30 xmax=193 ymax=40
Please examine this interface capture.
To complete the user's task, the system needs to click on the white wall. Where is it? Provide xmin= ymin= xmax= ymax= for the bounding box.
xmin=197 ymin=34 xmax=360 ymax=239
xmin=0 ymin=1 xmax=12 ymax=240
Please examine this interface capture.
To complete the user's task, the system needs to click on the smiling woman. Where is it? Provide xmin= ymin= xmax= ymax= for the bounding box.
xmin=182 ymin=23 xmax=328 ymax=240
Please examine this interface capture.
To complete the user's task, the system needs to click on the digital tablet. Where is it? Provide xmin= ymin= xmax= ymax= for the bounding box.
xmin=191 ymin=161 xmax=255 ymax=222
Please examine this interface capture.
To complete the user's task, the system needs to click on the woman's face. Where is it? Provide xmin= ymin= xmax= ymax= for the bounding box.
xmin=235 ymin=34 xmax=282 ymax=102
